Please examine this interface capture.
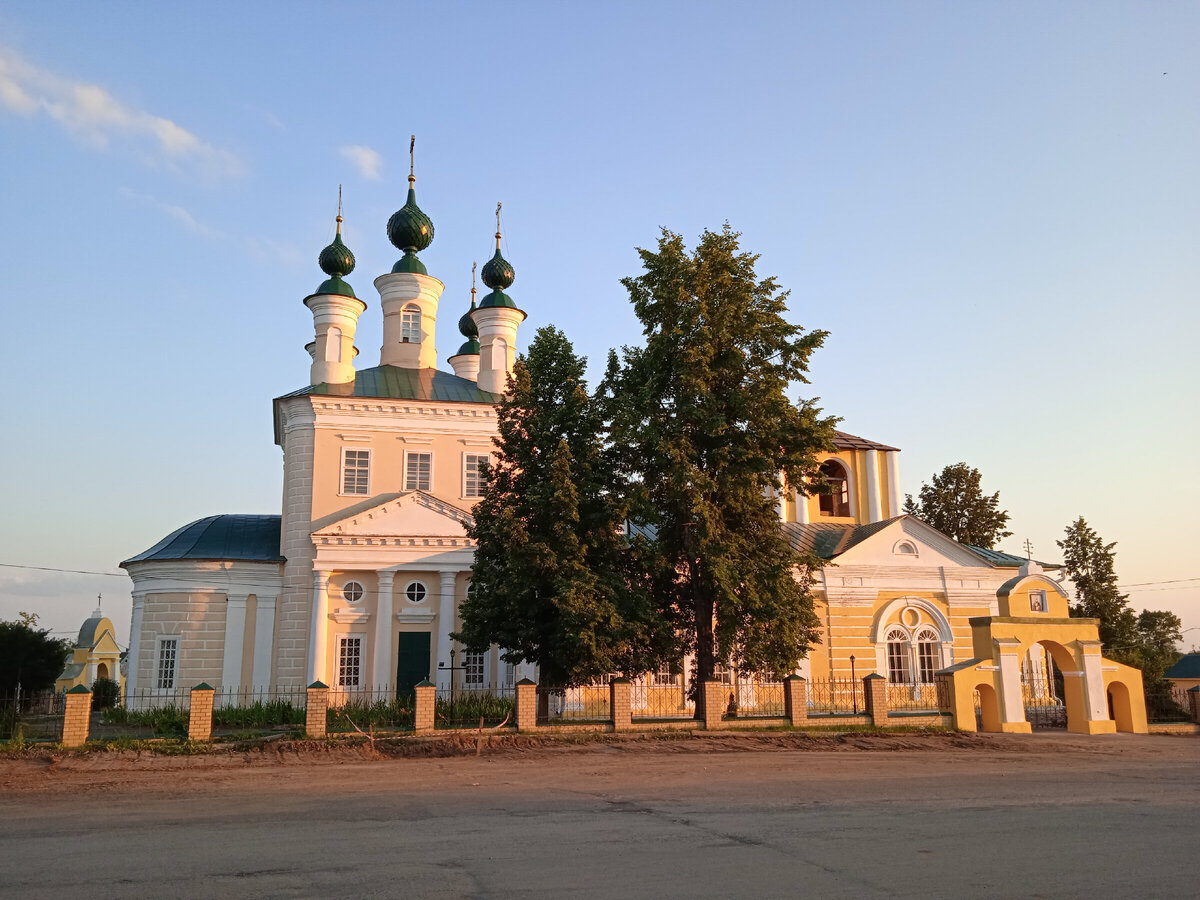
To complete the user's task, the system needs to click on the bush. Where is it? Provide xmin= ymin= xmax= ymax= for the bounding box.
xmin=91 ymin=678 xmax=120 ymax=710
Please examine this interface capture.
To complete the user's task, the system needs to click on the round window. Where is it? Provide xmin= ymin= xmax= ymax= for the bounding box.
xmin=342 ymin=581 xmax=364 ymax=604
xmin=405 ymin=581 xmax=427 ymax=604
xmin=901 ymin=607 xmax=920 ymax=628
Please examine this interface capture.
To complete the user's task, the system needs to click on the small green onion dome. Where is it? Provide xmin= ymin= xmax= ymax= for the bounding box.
xmin=456 ymin=336 xmax=481 ymax=357
xmin=458 ymin=299 xmax=478 ymax=339
xmin=315 ymin=218 xmax=356 ymax=298
xmin=391 ymin=249 xmax=428 ymax=275
xmin=480 ymin=241 xmax=515 ymax=291
xmin=387 ymin=176 xmax=434 ymax=255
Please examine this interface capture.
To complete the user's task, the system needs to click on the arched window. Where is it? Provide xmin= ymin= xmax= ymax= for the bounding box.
xmin=401 ymin=305 xmax=421 ymax=343
xmin=886 ymin=627 xmax=912 ymax=684
xmin=818 ymin=460 xmax=851 ymax=517
xmin=915 ymin=627 xmax=940 ymax=683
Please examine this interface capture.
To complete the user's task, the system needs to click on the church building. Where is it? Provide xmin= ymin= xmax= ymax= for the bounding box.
xmin=120 ymin=164 xmax=1063 ymax=705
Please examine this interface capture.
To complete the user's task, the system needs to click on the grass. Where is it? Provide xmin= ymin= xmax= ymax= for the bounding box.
xmin=436 ymin=693 xmax=515 ymax=729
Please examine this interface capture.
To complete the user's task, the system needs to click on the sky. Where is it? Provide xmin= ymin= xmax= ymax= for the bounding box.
xmin=0 ymin=1 xmax=1197 ymax=652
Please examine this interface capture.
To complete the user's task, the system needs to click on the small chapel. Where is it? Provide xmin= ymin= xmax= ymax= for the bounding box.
xmin=120 ymin=156 xmax=1144 ymax=733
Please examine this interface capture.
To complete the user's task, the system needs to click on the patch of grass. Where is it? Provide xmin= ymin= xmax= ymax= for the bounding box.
xmin=213 ymin=699 xmax=305 ymax=729
xmin=436 ymin=693 xmax=514 ymax=729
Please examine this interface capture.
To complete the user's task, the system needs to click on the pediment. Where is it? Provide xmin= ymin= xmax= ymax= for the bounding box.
xmin=313 ymin=491 xmax=474 ymax=540
xmin=91 ymin=631 xmax=120 ymax=654
xmin=835 ymin=517 xmax=995 ymax=569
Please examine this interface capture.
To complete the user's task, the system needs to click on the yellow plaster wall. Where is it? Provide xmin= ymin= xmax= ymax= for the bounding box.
xmin=997 ymin=574 xmax=1070 ymax=618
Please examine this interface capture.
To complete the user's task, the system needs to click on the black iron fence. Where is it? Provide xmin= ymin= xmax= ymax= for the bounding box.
xmin=806 ymin=677 xmax=863 ymax=716
xmin=726 ymin=680 xmax=786 ymax=719
xmin=538 ymin=685 xmax=610 ymax=724
xmin=1144 ymin=687 xmax=1192 ymax=724
xmin=632 ymin=682 xmax=694 ymax=720
xmin=0 ymin=691 xmax=64 ymax=741
xmin=434 ymin=684 xmax=515 ymax=729
xmin=886 ymin=681 xmax=947 ymax=713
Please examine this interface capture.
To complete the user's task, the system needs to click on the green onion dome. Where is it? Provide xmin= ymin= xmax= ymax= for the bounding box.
xmin=456 ymin=336 xmax=481 ymax=357
xmin=316 ymin=217 xmax=356 ymax=298
xmin=387 ymin=175 xmax=434 ymax=270
xmin=458 ymin=298 xmax=478 ymax=340
xmin=480 ymin=239 xmax=514 ymax=290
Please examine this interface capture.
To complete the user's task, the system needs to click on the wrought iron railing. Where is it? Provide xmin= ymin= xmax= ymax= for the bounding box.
xmin=806 ymin=677 xmax=863 ymax=715
xmin=885 ymin=681 xmax=944 ymax=713
xmin=1144 ymin=687 xmax=1192 ymax=724
xmin=435 ymin=684 xmax=515 ymax=729
xmin=0 ymin=691 xmax=64 ymax=741
xmin=726 ymin=680 xmax=786 ymax=719
xmin=631 ymin=682 xmax=695 ymax=719
xmin=538 ymin=685 xmax=611 ymax=723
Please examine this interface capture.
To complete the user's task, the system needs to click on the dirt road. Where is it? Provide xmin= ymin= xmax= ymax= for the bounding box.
xmin=0 ymin=732 xmax=1195 ymax=898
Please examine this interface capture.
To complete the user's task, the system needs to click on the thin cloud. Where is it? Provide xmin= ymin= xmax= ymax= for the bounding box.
xmin=0 ymin=46 xmax=243 ymax=178
xmin=120 ymin=188 xmax=224 ymax=239
xmin=340 ymin=144 xmax=383 ymax=180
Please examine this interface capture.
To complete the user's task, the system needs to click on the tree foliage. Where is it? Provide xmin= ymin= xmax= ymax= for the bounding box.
xmin=455 ymin=326 xmax=675 ymax=689
xmin=903 ymin=462 xmax=1012 ymax=549
xmin=605 ymin=226 xmax=837 ymax=688
xmin=0 ymin=614 xmax=71 ymax=694
xmin=1057 ymin=517 xmax=1182 ymax=685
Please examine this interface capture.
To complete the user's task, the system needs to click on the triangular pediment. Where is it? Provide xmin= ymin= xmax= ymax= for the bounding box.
xmin=834 ymin=516 xmax=996 ymax=569
xmin=313 ymin=491 xmax=474 ymax=540
xmin=91 ymin=631 xmax=120 ymax=654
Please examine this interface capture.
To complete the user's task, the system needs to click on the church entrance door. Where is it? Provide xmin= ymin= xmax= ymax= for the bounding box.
xmin=396 ymin=632 xmax=431 ymax=697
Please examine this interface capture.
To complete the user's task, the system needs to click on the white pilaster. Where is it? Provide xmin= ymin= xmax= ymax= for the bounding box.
xmin=308 ymin=570 xmax=330 ymax=685
xmin=252 ymin=594 xmax=277 ymax=691
xmin=436 ymin=571 xmax=456 ymax=692
xmin=1079 ymin=642 xmax=1110 ymax=722
xmin=372 ymin=571 xmax=395 ymax=689
xmin=795 ymin=487 xmax=811 ymax=525
xmin=221 ymin=595 xmax=248 ymax=692
xmin=996 ymin=639 xmax=1026 ymax=726
xmin=126 ymin=593 xmax=145 ymax=696
xmin=886 ymin=451 xmax=902 ymax=518
xmin=776 ymin=475 xmax=787 ymax=522
xmin=866 ymin=448 xmax=882 ymax=524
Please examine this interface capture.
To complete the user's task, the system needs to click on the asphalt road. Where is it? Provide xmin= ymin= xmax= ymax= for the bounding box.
xmin=0 ymin=732 xmax=1195 ymax=898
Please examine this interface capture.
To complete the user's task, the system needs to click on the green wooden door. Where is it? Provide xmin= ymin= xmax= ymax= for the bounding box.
xmin=396 ymin=632 xmax=431 ymax=696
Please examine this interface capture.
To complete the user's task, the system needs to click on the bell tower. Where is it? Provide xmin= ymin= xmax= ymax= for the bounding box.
xmin=472 ymin=204 xmax=526 ymax=393
xmin=303 ymin=193 xmax=366 ymax=386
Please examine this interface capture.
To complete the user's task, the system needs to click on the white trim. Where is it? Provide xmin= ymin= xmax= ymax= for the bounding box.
xmin=866 ymin=448 xmax=882 ymax=523
xmin=220 ymin=595 xmax=248 ymax=691
xmin=251 ymin=595 xmax=276 ymax=691
xmin=329 ymin=608 xmax=372 ymax=624
xmin=886 ymin=451 xmax=902 ymax=519
xmin=403 ymin=580 xmax=429 ymax=604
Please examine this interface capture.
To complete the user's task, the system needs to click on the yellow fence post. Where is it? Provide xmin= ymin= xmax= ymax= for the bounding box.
xmin=61 ymin=685 xmax=91 ymax=748
xmin=863 ymin=674 xmax=888 ymax=727
xmin=414 ymin=681 xmax=436 ymax=732
xmin=306 ymin=681 xmax=329 ymax=738
xmin=610 ymin=678 xmax=632 ymax=732
xmin=702 ymin=680 xmax=725 ymax=730
xmin=515 ymin=679 xmax=538 ymax=732
xmin=188 ymin=683 xmax=215 ymax=741
xmin=784 ymin=675 xmax=808 ymax=727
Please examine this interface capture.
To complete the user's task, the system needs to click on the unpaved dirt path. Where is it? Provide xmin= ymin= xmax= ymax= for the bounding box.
xmin=1 ymin=732 xmax=1195 ymax=898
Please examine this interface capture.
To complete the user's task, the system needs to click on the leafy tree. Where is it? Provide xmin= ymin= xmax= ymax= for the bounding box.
xmin=605 ymin=226 xmax=837 ymax=699
xmin=0 ymin=614 xmax=72 ymax=694
xmin=1056 ymin=517 xmax=1182 ymax=685
xmin=455 ymin=326 xmax=674 ymax=690
xmin=903 ymin=462 xmax=1012 ymax=548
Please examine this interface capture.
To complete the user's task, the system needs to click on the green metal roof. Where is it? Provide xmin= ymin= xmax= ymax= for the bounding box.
xmin=1165 ymin=653 xmax=1200 ymax=680
xmin=121 ymin=515 xmax=284 ymax=566
xmin=965 ymin=545 xmax=1060 ymax=569
xmin=279 ymin=366 xmax=502 ymax=404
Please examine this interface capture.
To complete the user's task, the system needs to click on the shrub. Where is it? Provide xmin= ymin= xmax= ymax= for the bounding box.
xmin=91 ymin=677 xmax=120 ymax=710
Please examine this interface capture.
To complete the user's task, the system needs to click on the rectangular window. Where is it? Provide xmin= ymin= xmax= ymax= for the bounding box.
xmin=652 ymin=663 xmax=680 ymax=686
xmin=463 ymin=650 xmax=485 ymax=687
xmin=463 ymin=453 xmax=490 ymax=498
xmin=405 ymin=452 xmax=431 ymax=491
xmin=337 ymin=635 xmax=363 ymax=688
xmin=155 ymin=637 xmax=178 ymax=691
xmin=342 ymin=449 xmax=370 ymax=495
xmin=886 ymin=641 xmax=911 ymax=684
xmin=504 ymin=660 xmax=515 ymax=687
xmin=916 ymin=640 xmax=939 ymax=684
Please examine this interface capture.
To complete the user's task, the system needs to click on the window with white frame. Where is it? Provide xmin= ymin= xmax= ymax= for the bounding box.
xmin=401 ymin=304 xmax=421 ymax=343
xmin=342 ymin=449 xmax=370 ymax=495
xmin=405 ymin=451 xmax=431 ymax=491
xmin=337 ymin=635 xmax=363 ymax=688
xmin=463 ymin=650 xmax=485 ymax=687
xmin=885 ymin=627 xmax=912 ymax=684
xmin=652 ymin=662 xmax=680 ymax=686
xmin=915 ymin=628 xmax=940 ymax=683
xmin=342 ymin=580 xmax=364 ymax=604
xmin=405 ymin=581 xmax=427 ymax=604
xmin=503 ymin=659 xmax=515 ymax=687
xmin=155 ymin=637 xmax=179 ymax=691
xmin=464 ymin=453 xmax=490 ymax=498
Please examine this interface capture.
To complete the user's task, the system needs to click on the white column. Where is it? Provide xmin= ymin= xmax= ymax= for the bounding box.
xmin=1079 ymin=642 xmax=1110 ymax=722
xmin=372 ymin=571 xmax=395 ymax=689
xmin=308 ymin=570 xmax=330 ymax=686
xmin=776 ymin=474 xmax=787 ymax=522
xmin=126 ymin=593 xmax=145 ymax=697
xmin=794 ymin=486 xmax=811 ymax=524
xmin=251 ymin=594 xmax=277 ymax=691
xmin=436 ymin=571 xmax=456 ymax=692
xmin=886 ymin=451 xmax=902 ymax=518
xmin=221 ymin=595 xmax=248 ymax=692
xmin=996 ymin=640 xmax=1026 ymax=727
xmin=865 ymin=449 xmax=882 ymax=524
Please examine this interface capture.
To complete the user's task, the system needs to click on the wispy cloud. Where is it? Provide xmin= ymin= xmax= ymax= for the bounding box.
xmin=340 ymin=144 xmax=383 ymax=180
xmin=120 ymin=188 xmax=224 ymax=238
xmin=0 ymin=46 xmax=243 ymax=178
xmin=248 ymin=237 xmax=303 ymax=265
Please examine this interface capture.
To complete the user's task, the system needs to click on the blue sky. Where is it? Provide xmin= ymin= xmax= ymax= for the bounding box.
xmin=1 ymin=1 xmax=1197 ymax=650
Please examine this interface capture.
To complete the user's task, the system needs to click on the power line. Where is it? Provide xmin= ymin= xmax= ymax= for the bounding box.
xmin=1118 ymin=577 xmax=1200 ymax=588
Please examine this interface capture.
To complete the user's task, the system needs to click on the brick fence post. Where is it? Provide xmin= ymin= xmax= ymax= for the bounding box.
xmin=414 ymin=680 xmax=436 ymax=732
xmin=1189 ymin=686 xmax=1200 ymax=725
xmin=515 ymin=679 xmax=538 ymax=732
xmin=188 ymin=683 xmax=215 ymax=741
xmin=864 ymin=673 xmax=888 ymax=727
xmin=784 ymin=675 xmax=808 ymax=727
xmin=702 ymin=679 xmax=725 ymax=730
xmin=306 ymin=681 xmax=329 ymax=738
xmin=610 ymin=678 xmax=632 ymax=732
xmin=61 ymin=685 xmax=91 ymax=748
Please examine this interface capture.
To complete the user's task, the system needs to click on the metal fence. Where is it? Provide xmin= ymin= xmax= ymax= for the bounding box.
xmin=632 ymin=682 xmax=695 ymax=720
xmin=727 ymin=680 xmax=786 ymax=719
xmin=886 ymin=681 xmax=947 ymax=713
xmin=806 ymin=677 xmax=863 ymax=716
xmin=540 ymin=685 xmax=611 ymax=723
xmin=326 ymin=686 xmax=417 ymax=734
xmin=0 ymin=691 xmax=64 ymax=741
xmin=1144 ymin=687 xmax=1193 ymax=724
xmin=93 ymin=687 xmax=194 ymax=740
xmin=435 ymin=684 xmax=515 ymax=729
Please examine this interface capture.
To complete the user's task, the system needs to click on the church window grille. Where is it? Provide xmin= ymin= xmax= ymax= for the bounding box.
xmin=463 ymin=651 xmax=485 ymax=687
xmin=341 ymin=449 xmax=370 ymax=495
xmin=915 ymin=628 xmax=940 ymax=684
xmin=401 ymin=305 xmax=421 ymax=343
xmin=342 ymin=581 xmax=364 ymax=604
xmin=337 ymin=635 xmax=363 ymax=688
xmin=818 ymin=460 xmax=851 ymax=517
xmin=405 ymin=452 xmax=431 ymax=491
xmin=464 ymin=453 xmax=490 ymax=498
xmin=155 ymin=637 xmax=178 ymax=691
xmin=886 ymin=627 xmax=912 ymax=684
xmin=405 ymin=581 xmax=427 ymax=604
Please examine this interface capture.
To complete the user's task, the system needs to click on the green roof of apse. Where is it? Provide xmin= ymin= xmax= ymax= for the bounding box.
xmin=121 ymin=515 xmax=284 ymax=566
xmin=278 ymin=366 xmax=502 ymax=404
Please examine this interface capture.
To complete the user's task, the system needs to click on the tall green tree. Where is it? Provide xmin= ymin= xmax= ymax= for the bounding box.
xmin=455 ymin=326 xmax=673 ymax=690
xmin=903 ymin=462 xmax=1012 ymax=548
xmin=1057 ymin=517 xmax=1182 ymax=685
xmin=0 ymin=614 xmax=71 ymax=694
xmin=605 ymin=226 xmax=837 ymax=696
